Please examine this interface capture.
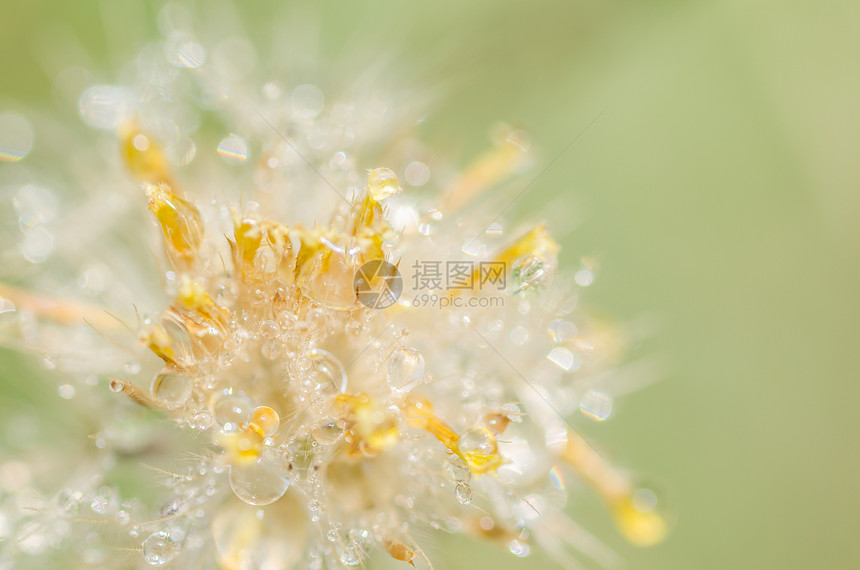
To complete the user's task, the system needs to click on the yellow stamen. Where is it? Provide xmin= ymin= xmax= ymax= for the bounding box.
xmin=120 ymin=122 xmax=174 ymax=187
xmin=335 ymin=393 xmax=400 ymax=457
xmin=146 ymin=184 xmax=203 ymax=262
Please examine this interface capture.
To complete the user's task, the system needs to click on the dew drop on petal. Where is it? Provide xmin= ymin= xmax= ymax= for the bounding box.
xmin=367 ymin=168 xmax=402 ymax=201
xmin=404 ymin=161 xmax=430 ymax=187
xmin=191 ymin=411 xmax=213 ymax=430
xmin=500 ymin=402 xmax=522 ymax=423
xmin=13 ymin=184 xmax=57 ymax=232
xmin=214 ymin=392 xmax=254 ymax=431
xmin=575 ymin=268 xmax=595 ymax=287
xmin=579 ymin=389 xmax=613 ymax=421
xmin=508 ymin=539 xmax=530 ymax=557
xmin=0 ymin=113 xmax=34 ymax=162
xmin=387 ymin=348 xmax=425 ymax=393
xmin=19 ymin=226 xmax=54 ymax=263
xmin=142 ymin=531 xmax=179 ymax=566
xmin=172 ymin=40 xmax=206 ymax=68
xmin=549 ymin=465 xmax=566 ymax=490
xmin=79 ymin=85 xmax=130 ymax=129
xmin=511 ymin=255 xmax=552 ymax=294
xmin=291 ymin=84 xmax=324 ymax=119
xmin=249 ymin=406 xmax=280 ymax=437
xmin=547 ymin=347 xmax=576 ymax=372
xmin=308 ymin=349 xmax=347 ymax=395
xmin=548 ymin=319 xmax=577 ymax=342
xmin=229 ymin=455 xmax=290 ymax=506
xmin=217 ymin=134 xmax=248 ymax=164
xmin=151 ymin=372 xmax=193 ymax=406
xmin=455 ymin=482 xmax=472 ymax=505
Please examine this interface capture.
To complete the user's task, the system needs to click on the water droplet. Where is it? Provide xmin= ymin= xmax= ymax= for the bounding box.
xmin=291 ymin=84 xmax=324 ymax=119
xmin=546 ymin=347 xmax=576 ymax=372
xmin=13 ymin=184 xmax=57 ymax=233
xmin=367 ymin=168 xmax=402 ymax=201
xmin=613 ymin=487 xmax=668 ymax=546
xmin=511 ymin=255 xmax=552 ymax=294
xmin=167 ymin=37 xmax=206 ymax=68
xmin=19 ymin=226 xmax=54 ymax=263
xmin=549 ymin=465 xmax=566 ymax=490
xmin=404 ymin=161 xmax=430 ymax=187
xmin=214 ymin=392 xmax=253 ymax=431
xmin=500 ymin=403 xmax=522 ymax=423
xmin=455 ymin=482 xmax=472 ymax=505
xmin=548 ymin=319 xmax=577 ymax=342
xmin=445 ymin=458 xmax=471 ymax=483
xmin=191 ymin=411 xmax=213 ymax=430
xmin=217 ymin=134 xmax=248 ymax=164
xmin=249 ymin=406 xmax=279 ymax=437
xmin=79 ymin=85 xmax=130 ymax=129
xmin=387 ymin=348 xmax=425 ymax=393
xmin=229 ymin=455 xmax=290 ymax=506
xmin=632 ymin=488 xmax=659 ymax=512
xmin=152 ymin=372 xmax=192 ymax=406
xmin=460 ymin=428 xmax=496 ymax=457
xmin=458 ymin=427 xmax=499 ymax=473
xmin=90 ymin=495 xmax=108 ymax=513
xmin=58 ymin=384 xmax=75 ymax=399
xmin=579 ymin=389 xmax=613 ymax=421
xmin=142 ymin=530 xmax=179 ymax=566
xmin=260 ymin=320 xmax=279 ymax=339
xmin=308 ymin=349 xmax=347 ymax=395
xmin=160 ymin=496 xmax=185 ymax=518
xmin=574 ymin=268 xmax=595 ymax=287
xmin=338 ymin=543 xmax=362 ymax=566
xmin=0 ymin=113 xmax=34 ymax=162
xmin=261 ymin=340 xmax=281 ymax=361
xmin=508 ymin=539 xmax=530 ymax=557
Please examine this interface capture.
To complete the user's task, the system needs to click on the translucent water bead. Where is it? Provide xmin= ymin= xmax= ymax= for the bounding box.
xmin=455 ymin=482 xmax=472 ymax=505
xmin=511 ymin=255 xmax=553 ymax=294
xmin=248 ymin=406 xmax=280 ymax=437
xmin=387 ymin=348 xmax=425 ymax=393
xmin=214 ymin=392 xmax=254 ymax=431
xmin=308 ymin=349 xmax=347 ymax=395
xmin=0 ymin=113 xmax=34 ymax=162
xmin=457 ymin=426 xmax=501 ymax=474
xmin=229 ymin=452 xmax=290 ymax=506
xmin=217 ymin=134 xmax=249 ymax=164
xmin=367 ymin=168 xmax=402 ymax=201
xmin=142 ymin=531 xmax=179 ymax=566
xmin=151 ymin=372 xmax=192 ymax=407
xmin=579 ymin=389 xmax=613 ymax=421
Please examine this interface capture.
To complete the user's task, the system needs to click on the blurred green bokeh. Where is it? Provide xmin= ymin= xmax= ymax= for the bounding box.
xmin=2 ymin=1 xmax=858 ymax=568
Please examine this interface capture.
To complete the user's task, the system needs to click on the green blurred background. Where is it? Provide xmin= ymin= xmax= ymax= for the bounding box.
xmin=2 ymin=1 xmax=858 ymax=568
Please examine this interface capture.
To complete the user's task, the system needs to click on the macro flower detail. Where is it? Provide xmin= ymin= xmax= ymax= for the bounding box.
xmin=0 ymin=16 xmax=666 ymax=570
